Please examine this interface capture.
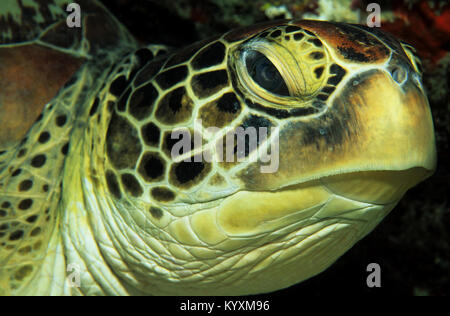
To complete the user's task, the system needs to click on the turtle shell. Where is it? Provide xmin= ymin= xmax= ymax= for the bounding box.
xmin=0 ymin=0 xmax=135 ymax=149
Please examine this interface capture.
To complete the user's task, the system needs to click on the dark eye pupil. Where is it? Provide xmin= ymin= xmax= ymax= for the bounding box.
xmin=245 ymin=51 xmax=289 ymax=96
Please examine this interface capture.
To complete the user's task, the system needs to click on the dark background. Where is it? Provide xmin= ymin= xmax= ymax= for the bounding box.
xmin=100 ymin=0 xmax=449 ymax=296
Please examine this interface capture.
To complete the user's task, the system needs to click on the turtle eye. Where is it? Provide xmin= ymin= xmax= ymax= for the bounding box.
xmin=245 ymin=50 xmax=290 ymax=96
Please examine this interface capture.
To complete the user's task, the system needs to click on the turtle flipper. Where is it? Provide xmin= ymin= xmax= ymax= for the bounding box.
xmin=0 ymin=0 xmax=138 ymax=295
xmin=0 ymin=94 xmax=70 ymax=294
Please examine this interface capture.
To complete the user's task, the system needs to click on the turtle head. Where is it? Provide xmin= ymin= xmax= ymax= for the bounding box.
xmin=91 ymin=20 xmax=436 ymax=295
xmin=226 ymin=20 xmax=436 ymax=196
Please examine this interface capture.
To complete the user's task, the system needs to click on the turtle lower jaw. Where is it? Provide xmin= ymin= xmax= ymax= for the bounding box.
xmin=216 ymin=166 xmax=433 ymax=239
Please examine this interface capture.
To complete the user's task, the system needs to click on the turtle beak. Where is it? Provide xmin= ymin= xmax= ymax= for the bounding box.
xmin=320 ymin=66 xmax=437 ymax=205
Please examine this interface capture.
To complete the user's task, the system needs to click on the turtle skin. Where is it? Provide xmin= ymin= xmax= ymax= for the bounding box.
xmin=0 ymin=1 xmax=436 ymax=296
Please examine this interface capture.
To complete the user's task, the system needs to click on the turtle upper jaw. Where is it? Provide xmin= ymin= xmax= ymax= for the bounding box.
xmin=320 ymin=167 xmax=432 ymax=205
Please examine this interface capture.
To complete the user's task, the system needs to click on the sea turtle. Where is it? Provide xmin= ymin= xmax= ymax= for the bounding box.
xmin=0 ymin=0 xmax=436 ymax=296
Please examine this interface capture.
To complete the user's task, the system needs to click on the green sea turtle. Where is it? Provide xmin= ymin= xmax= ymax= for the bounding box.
xmin=0 ymin=0 xmax=436 ymax=296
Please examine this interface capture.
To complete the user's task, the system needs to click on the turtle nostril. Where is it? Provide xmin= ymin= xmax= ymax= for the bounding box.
xmin=390 ymin=66 xmax=407 ymax=84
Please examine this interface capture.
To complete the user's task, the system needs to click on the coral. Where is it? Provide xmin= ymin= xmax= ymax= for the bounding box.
xmin=377 ymin=1 xmax=450 ymax=64
xmin=302 ymin=0 xmax=361 ymax=23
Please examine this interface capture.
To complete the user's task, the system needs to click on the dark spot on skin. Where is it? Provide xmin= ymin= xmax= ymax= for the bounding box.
xmin=293 ymin=33 xmax=304 ymax=41
xmin=327 ymin=64 xmax=347 ymax=86
xmin=141 ymin=122 xmax=160 ymax=146
xmin=199 ymin=93 xmax=242 ymax=128
xmin=259 ymin=31 xmax=270 ymax=38
xmin=0 ymin=150 xmax=6 ymax=155
xmin=304 ymin=29 xmax=315 ymax=36
xmin=270 ymin=30 xmax=282 ymax=38
xmin=174 ymin=160 xmax=205 ymax=184
xmin=164 ymin=42 xmax=201 ymax=68
xmin=121 ymin=173 xmax=143 ymax=197
xmin=30 ymin=227 xmax=41 ymax=237
xmin=106 ymin=113 xmax=142 ymax=170
xmin=151 ymin=187 xmax=175 ymax=202
xmin=191 ymin=70 xmax=228 ymax=98
xmin=338 ymin=46 xmax=370 ymax=62
xmin=18 ymin=246 xmax=32 ymax=255
xmin=138 ymin=152 xmax=165 ymax=181
xmin=134 ymin=48 xmax=154 ymax=65
xmin=192 ymin=41 xmax=226 ymax=70
xmin=43 ymin=184 xmax=49 ymax=192
xmin=316 ymin=94 xmax=330 ymax=101
xmin=12 ymin=169 xmax=22 ymax=177
xmin=284 ymin=35 xmax=290 ymax=40
xmin=19 ymin=180 xmax=33 ymax=191
xmin=56 ymin=115 xmax=67 ymax=127
xmin=31 ymin=154 xmax=46 ymax=168
xmin=107 ymin=101 xmax=115 ymax=113
xmin=14 ymin=265 xmax=34 ymax=281
xmin=155 ymin=87 xmax=193 ymax=124
xmin=149 ymin=206 xmax=163 ymax=219
xmin=155 ymin=66 xmax=188 ymax=90
xmin=239 ymin=115 xmax=273 ymax=156
xmin=128 ymin=83 xmax=158 ymax=120
xmin=109 ymin=75 xmax=128 ymax=97
xmin=217 ymin=92 xmax=241 ymax=113
xmin=26 ymin=215 xmax=38 ymax=223
xmin=314 ymin=66 xmax=325 ymax=79
xmin=310 ymin=52 xmax=324 ymax=60
xmin=0 ymin=210 xmax=7 ymax=217
xmin=321 ymin=86 xmax=336 ymax=94
xmin=162 ymin=129 xmax=197 ymax=158
xmin=18 ymin=199 xmax=33 ymax=210
xmin=170 ymin=152 xmax=211 ymax=187
xmin=61 ymin=143 xmax=69 ymax=155
xmin=105 ymin=170 xmax=122 ymax=199
xmin=116 ymin=87 xmax=132 ymax=112
xmin=17 ymin=149 xmax=27 ymax=158
xmin=308 ymin=38 xmax=323 ymax=47
xmin=285 ymin=26 xmax=303 ymax=33
xmin=1 ymin=202 xmax=10 ymax=208
xmin=0 ymin=223 xmax=8 ymax=230
xmin=134 ymin=58 xmax=166 ymax=87
xmin=241 ymin=114 xmax=273 ymax=131
xmin=9 ymin=230 xmax=24 ymax=241
xmin=165 ymin=88 xmax=183 ymax=112
xmin=89 ymin=97 xmax=100 ymax=116
xmin=38 ymin=131 xmax=50 ymax=144
xmin=156 ymin=49 xmax=167 ymax=57
xmin=35 ymin=113 xmax=43 ymax=123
